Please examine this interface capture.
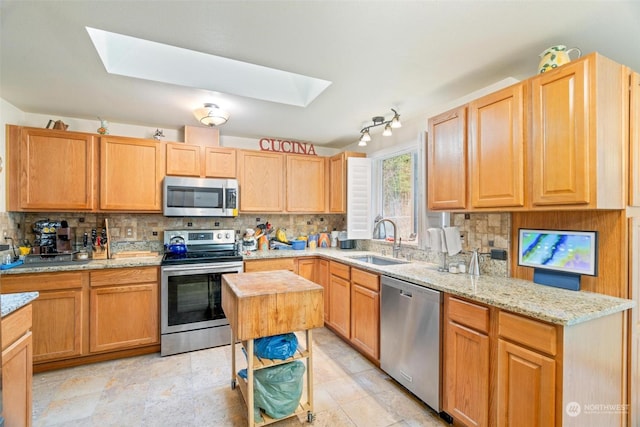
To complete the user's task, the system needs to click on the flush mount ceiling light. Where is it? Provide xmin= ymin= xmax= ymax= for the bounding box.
xmin=358 ymin=109 xmax=401 ymax=146
xmin=193 ymin=103 xmax=230 ymax=126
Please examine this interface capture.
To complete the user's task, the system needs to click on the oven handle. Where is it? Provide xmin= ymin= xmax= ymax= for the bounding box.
xmin=161 ymin=262 xmax=244 ymax=273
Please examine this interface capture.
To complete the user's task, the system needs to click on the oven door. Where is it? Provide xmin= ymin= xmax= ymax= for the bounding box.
xmin=161 ymin=262 xmax=243 ymax=334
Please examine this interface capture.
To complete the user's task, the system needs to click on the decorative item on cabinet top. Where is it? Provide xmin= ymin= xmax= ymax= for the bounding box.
xmin=46 ymin=119 xmax=69 ymax=130
xmin=538 ymin=45 xmax=581 ymax=74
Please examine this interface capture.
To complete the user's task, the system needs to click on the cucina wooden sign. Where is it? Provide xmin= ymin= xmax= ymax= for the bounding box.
xmin=259 ymin=138 xmax=317 ymax=156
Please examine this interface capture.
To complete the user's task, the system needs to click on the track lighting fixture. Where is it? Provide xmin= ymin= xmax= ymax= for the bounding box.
xmin=358 ymin=109 xmax=401 ymax=146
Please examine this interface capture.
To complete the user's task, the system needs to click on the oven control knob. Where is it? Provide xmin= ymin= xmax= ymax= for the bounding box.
xmin=225 ymin=232 xmax=231 ymax=239
xmin=216 ymin=233 xmax=222 ymax=239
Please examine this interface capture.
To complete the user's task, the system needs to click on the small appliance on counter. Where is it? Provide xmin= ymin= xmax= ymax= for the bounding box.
xmin=23 ymin=219 xmax=78 ymax=264
xmin=338 ymin=231 xmax=355 ymax=249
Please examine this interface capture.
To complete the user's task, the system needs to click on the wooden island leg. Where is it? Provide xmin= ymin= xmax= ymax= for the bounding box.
xmin=247 ymin=338 xmax=255 ymax=427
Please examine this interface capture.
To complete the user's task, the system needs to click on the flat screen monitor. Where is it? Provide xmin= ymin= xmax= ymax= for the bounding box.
xmin=518 ymin=229 xmax=598 ymax=276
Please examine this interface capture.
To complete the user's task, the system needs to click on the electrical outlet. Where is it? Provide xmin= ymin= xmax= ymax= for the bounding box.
xmin=126 ymin=227 xmax=133 ymax=237
xmin=152 ymin=231 xmax=158 ymax=236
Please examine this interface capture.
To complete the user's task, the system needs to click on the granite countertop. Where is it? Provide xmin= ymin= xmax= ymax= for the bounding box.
xmin=0 ymin=247 xmax=634 ymax=326
xmin=244 ymin=247 xmax=636 ymax=326
xmin=0 ymin=255 xmax=163 ymax=275
xmin=2 ymin=292 xmax=39 ymax=317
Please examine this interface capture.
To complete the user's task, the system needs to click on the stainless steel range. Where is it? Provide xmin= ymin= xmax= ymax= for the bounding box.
xmin=160 ymin=229 xmax=243 ymax=356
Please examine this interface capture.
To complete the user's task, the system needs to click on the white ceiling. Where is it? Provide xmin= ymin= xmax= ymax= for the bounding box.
xmin=2 ymin=1 xmax=640 ymax=148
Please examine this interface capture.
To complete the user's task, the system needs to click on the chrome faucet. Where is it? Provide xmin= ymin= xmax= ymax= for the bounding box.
xmin=373 ymin=218 xmax=401 ymax=258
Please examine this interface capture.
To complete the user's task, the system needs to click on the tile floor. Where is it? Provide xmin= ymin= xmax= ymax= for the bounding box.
xmin=32 ymin=327 xmax=450 ymax=426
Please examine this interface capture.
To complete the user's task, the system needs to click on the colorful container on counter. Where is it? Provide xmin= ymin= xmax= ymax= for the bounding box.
xmin=308 ymin=234 xmax=318 ymax=249
xmin=318 ymin=233 xmax=330 ymax=248
xmin=291 ymin=240 xmax=306 ymax=250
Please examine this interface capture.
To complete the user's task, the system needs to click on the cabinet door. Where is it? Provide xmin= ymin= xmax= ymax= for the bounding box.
xmin=286 ymin=155 xmax=326 ymax=212
xmin=204 ymin=147 xmax=236 ymax=178
xmin=497 ymin=340 xmax=555 ymax=427
xmin=237 ymin=150 xmax=285 ymax=212
xmin=530 ymin=59 xmax=590 ymax=206
xmin=32 ymin=290 xmax=85 ymax=362
xmin=469 ymin=84 xmax=525 ymax=208
xmin=90 ymin=283 xmax=159 ymax=352
xmin=317 ymin=259 xmax=330 ymax=321
xmin=443 ymin=321 xmax=490 ymax=426
xmin=351 ymin=283 xmax=379 ymax=360
xmin=427 ymin=106 xmax=467 ymax=210
xmin=166 ymin=142 xmax=201 ymax=176
xmin=329 ymin=153 xmax=346 ymax=212
xmin=244 ymin=258 xmax=296 ymax=273
xmin=296 ymin=257 xmax=317 ymax=283
xmin=328 ymin=274 xmax=351 ymax=339
xmin=2 ymin=331 xmax=33 ymax=427
xmin=8 ymin=126 xmax=97 ymax=211
xmin=100 ymin=136 xmax=164 ymax=211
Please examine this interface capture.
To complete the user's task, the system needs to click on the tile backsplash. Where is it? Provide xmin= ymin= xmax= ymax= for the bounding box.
xmin=1 ymin=211 xmax=510 ymax=276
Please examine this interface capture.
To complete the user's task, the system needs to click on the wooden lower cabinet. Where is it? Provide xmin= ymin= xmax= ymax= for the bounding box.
xmin=497 ymin=339 xmax=555 ymax=427
xmin=350 ymin=268 xmax=380 ymax=360
xmin=327 ymin=261 xmax=350 ymax=338
xmin=89 ymin=267 xmax=159 ymax=353
xmin=444 ymin=294 xmax=627 ymax=427
xmin=2 ymin=272 xmax=87 ymax=363
xmin=2 ymin=304 xmax=34 ymax=427
xmin=317 ymin=259 xmax=330 ymax=322
xmin=443 ymin=295 xmax=490 ymax=427
xmin=296 ymin=257 xmax=317 ymax=282
xmin=244 ymin=257 xmax=296 ymax=273
xmin=1 ymin=267 xmax=160 ymax=370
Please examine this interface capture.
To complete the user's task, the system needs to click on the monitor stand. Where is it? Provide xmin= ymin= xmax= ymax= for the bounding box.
xmin=533 ymin=268 xmax=581 ymax=291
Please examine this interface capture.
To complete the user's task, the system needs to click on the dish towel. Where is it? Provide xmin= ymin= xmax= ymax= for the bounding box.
xmin=443 ymin=226 xmax=462 ymax=256
xmin=427 ymin=228 xmax=447 ymax=253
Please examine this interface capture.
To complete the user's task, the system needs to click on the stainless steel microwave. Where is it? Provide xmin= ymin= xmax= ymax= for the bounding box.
xmin=163 ymin=177 xmax=238 ymax=217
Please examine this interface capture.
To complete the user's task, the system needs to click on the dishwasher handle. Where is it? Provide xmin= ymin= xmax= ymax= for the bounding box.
xmin=400 ymin=290 xmax=412 ymax=298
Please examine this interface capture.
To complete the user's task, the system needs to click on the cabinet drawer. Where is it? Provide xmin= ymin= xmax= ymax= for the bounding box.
xmin=1 ymin=304 xmax=32 ymax=351
xmin=243 ymin=258 xmax=295 ymax=272
xmin=90 ymin=267 xmax=158 ymax=287
xmin=351 ymin=268 xmax=379 ymax=292
xmin=498 ymin=311 xmax=557 ymax=356
xmin=447 ymin=295 xmax=489 ymax=334
xmin=329 ymin=261 xmax=350 ymax=280
xmin=1 ymin=272 xmax=85 ymax=292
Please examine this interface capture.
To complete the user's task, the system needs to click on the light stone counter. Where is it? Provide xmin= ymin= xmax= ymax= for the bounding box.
xmin=0 ymin=247 xmax=633 ymax=326
xmin=1 ymin=291 xmax=39 ymax=317
xmin=244 ymin=247 xmax=635 ymax=326
xmin=0 ymin=256 xmax=162 ymax=275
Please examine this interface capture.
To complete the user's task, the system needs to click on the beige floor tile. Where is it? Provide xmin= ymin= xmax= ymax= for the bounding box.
xmin=341 ymin=394 xmax=403 ymax=427
xmin=32 ymin=327 xmax=449 ymax=427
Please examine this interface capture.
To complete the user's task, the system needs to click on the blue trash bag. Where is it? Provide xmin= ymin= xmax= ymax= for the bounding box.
xmin=254 ymin=333 xmax=298 ymax=360
xmin=237 ymin=360 xmax=306 ymax=422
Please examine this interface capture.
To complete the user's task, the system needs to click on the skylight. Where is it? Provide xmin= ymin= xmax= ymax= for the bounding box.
xmin=86 ymin=27 xmax=332 ymax=107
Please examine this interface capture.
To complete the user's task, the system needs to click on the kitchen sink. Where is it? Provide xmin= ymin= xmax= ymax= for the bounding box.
xmin=347 ymin=255 xmax=409 ymax=266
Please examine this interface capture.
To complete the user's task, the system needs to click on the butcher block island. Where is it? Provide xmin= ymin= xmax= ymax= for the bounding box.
xmin=221 ymin=270 xmax=324 ymax=426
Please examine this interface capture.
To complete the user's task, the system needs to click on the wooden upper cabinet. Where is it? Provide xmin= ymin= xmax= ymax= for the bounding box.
xmin=237 ymin=150 xmax=285 ymax=212
xmin=469 ymin=83 xmax=525 ymax=209
xmin=100 ymin=136 xmax=165 ymax=211
xmin=204 ymin=147 xmax=236 ymax=178
xmin=328 ymin=152 xmax=366 ymax=213
xmin=165 ymin=142 xmax=201 ymax=176
xmin=166 ymin=142 xmax=236 ymax=178
xmin=6 ymin=126 xmax=97 ymax=211
xmin=286 ymin=154 xmax=326 ymax=212
xmin=530 ymin=52 xmax=627 ymax=209
xmin=427 ymin=106 xmax=468 ymax=210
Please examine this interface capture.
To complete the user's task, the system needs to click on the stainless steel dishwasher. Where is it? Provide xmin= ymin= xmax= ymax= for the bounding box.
xmin=380 ymin=275 xmax=441 ymax=412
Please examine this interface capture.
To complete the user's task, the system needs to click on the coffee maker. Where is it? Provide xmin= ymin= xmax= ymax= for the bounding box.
xmin=56 ymin=221 xmax=74 ymax=253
